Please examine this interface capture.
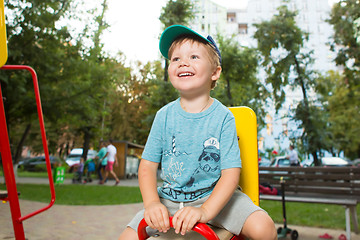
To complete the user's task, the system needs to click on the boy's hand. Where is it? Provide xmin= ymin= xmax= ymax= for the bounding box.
xmin=172 ymin=206 xmax=209 ymax=235
xmin=144 ymin=202 xmax=170 ymax=233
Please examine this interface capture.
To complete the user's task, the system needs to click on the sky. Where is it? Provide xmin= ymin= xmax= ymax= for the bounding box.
xmin=101 ymin=0 xmax=337 ymax=64
xmin=101 ymin=0 xmax=248 ymax=64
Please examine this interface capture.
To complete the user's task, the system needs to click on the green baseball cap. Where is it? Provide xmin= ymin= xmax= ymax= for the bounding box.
xmin=159 ymin=25 xmax=221 ymax=63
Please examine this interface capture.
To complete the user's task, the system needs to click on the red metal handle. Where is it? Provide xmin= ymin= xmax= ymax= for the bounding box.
xmin=1 ymin=65 xmax=56 ymax=222
xmin=138 ymin=217 xmax=220 ymax=240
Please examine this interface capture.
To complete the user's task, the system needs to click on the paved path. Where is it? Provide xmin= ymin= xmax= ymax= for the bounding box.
xmin=0 ymin=177 xmax=358 ymax=240
xmin=1 ymin=199 xmax=357 ymax=240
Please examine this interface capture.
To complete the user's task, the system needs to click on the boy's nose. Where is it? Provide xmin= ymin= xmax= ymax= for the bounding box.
xmin=179 ymin=59 xmax=189 ymax=67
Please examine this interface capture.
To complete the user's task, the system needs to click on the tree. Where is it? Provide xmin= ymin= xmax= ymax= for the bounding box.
xmin=253 ymin=4 xmax=324 ymax=165
xmin=327 ymin=0 xmax=360 ymax=158
xmin=159 ymin=0 xmax=194 ymax=81
xmin=1 ymin=0 xmax=118 ymax=164
xmin=1 ymin=0 xmax=76 ymax=163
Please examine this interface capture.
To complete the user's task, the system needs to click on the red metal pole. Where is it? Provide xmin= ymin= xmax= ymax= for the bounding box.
xmin=0 ymin=82 xmax=25 ymax=239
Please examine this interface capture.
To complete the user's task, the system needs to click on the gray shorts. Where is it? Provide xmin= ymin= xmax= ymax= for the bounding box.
xmin=127 ymin=189 xmax=264 ymax=236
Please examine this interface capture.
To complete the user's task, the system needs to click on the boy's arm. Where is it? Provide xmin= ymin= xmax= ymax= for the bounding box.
xmin=172 ymin=167 xmax=240 ymax=235
xmin=139 ymin=159 xmax=170 ymax=233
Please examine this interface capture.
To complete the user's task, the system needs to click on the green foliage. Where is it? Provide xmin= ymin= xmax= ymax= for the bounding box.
xmin=316 ymin=71 xmax=360 ymax=158
xmin=328 ymin=0 xmax=360 ymax=73
xmin=159 ymin=0 xmax=194 ymax=28
xmin=2 ymin=0 xmax=80 ymax=160
xmin=213 ymin=35 xmax=268 ymax=128
xmin=326 ymin=0 xmax=360 ymax=158
xmin=1 ymin=0 xmax=122 ymax=159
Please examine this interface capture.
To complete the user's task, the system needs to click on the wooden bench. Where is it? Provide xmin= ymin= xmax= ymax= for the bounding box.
xmin=259 ymin=166 xmax=360 ymax=239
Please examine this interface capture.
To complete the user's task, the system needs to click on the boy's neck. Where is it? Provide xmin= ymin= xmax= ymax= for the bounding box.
xmin=180 ymin=96 xmax=213 ymax=113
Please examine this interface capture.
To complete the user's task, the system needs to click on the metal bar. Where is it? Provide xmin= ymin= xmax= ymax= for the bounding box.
xmin=1 ymin=65 xmax=55 ymax=223
xmin=345 ymin=207 xmax=351 ymax=240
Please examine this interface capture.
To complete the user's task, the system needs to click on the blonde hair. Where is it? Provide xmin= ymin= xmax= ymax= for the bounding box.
xmin=168 ymin=35 xmax=221 ymax=89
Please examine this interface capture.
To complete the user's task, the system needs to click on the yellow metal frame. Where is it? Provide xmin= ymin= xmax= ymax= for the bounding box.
xmin=0 ymin=0 xmax=7 ymax=67
xmin=229 ymin=106 xmax=259 ymax=206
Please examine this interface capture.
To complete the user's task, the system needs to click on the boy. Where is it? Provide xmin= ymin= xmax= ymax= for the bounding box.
xmin=119 ymin=25 xmax=276 ymax=240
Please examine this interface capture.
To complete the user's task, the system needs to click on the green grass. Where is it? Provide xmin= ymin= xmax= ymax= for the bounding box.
xmin=4 ymin=183 xmax=143 ymax=205
xmin=260 ymin=200 xmax=360 ymax=231
xmin=16 ymin=170 xmax=74 ymax=179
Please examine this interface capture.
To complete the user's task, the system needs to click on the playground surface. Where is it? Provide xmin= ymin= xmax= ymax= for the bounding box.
xmin=0 ymin=178 xmax=357 ymax=240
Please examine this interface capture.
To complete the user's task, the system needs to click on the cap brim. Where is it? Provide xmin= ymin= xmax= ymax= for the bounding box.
xmin=159 ymin=25 xmax=210 ymax=59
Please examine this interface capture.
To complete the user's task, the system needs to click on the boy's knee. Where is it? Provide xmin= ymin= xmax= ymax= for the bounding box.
xmin=118 ymin=227 xmax=138 ymax=240
xmin=250 ymin=221 xmax=277 ymax=240
xmin=242 ymin=211 xmax=277 ymax=240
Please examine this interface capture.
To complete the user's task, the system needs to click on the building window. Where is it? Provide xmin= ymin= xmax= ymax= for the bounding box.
xmin=227 ymin=12 xmax=236 ymax=22
xmin=238 ymin=23 xmax=248 ymax=34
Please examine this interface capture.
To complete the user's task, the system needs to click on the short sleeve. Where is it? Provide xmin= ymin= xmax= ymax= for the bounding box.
xmin=219 ymin=113 xmax=241 ymax=169
xmin=141 ymin=111 xmax=165 ymax=163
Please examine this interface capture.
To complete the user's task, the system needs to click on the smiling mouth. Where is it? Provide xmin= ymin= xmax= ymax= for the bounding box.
xmin=178 ymin=72 xmax=194 ymax=77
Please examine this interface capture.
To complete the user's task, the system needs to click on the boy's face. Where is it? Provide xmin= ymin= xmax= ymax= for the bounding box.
xmin=168 ymin=40 xmax=221 ymax=97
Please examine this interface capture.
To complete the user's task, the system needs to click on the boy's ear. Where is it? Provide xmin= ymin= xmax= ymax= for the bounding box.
xmin=211 ymin=66 xmax=222 ymax=81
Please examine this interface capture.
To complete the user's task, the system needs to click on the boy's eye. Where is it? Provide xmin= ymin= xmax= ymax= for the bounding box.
xmin=191 ymin=55 xmax=199 ymax=59
xmin=171 ymin=57 xmax=180 ymax=62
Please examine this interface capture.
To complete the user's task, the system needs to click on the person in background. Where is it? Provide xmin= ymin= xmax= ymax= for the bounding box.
xmin=286 ymin=145 xmax=300 ymax=166
xmin=96 ymin=142 xmax=108 ymax=184
xmin=100 ymin=140 xmax=120 ymax=185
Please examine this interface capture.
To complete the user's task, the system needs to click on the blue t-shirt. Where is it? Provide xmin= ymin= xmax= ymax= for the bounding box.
xmin=97 ymin=147 xmax=108 ymax=166
xmin=142 ymin=98 xmax=241 ymax=202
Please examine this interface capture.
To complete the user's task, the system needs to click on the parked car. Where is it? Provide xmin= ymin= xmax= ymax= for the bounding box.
xmin=270 ymin=156 xmax=292 ymax=167
xmin=18 ymin=156 xmax=62 ymax=171
xmin=258 ymin=159 xmax=271 ymax=167
xmin=352 ymin=158 xmax=360 ymax=167
xmin=65 ymin=148 xmax=97 ymax=171
xmin=319 ymin=157 xmax=353 ymax=167
xmin=307 ymin=157 xmax=353 ymax=167
xmin=301 ymin=159 xmax=313 ymax=167
xmin=259 ymin=156 xmax=292 ymax=175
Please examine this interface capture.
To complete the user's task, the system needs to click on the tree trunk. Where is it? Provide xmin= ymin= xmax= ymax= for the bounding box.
xmin=312 ymin=151 xmax=320 ymax=166
xmin=13 ymin=123 xmax=31 ymax=164
xmin=226 ymin=78 xmax=233 ymax=106
xmin=164 ymin=59 xmax=169 ymax=82
xmin=82 ymin=127 xmax=92 ymax=161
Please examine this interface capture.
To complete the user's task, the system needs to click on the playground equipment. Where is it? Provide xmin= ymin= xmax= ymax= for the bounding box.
xmin=0 ymin=1 xmax=55 ymax=239
xmin=137 ymin=106 xmax=259 ymax=240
